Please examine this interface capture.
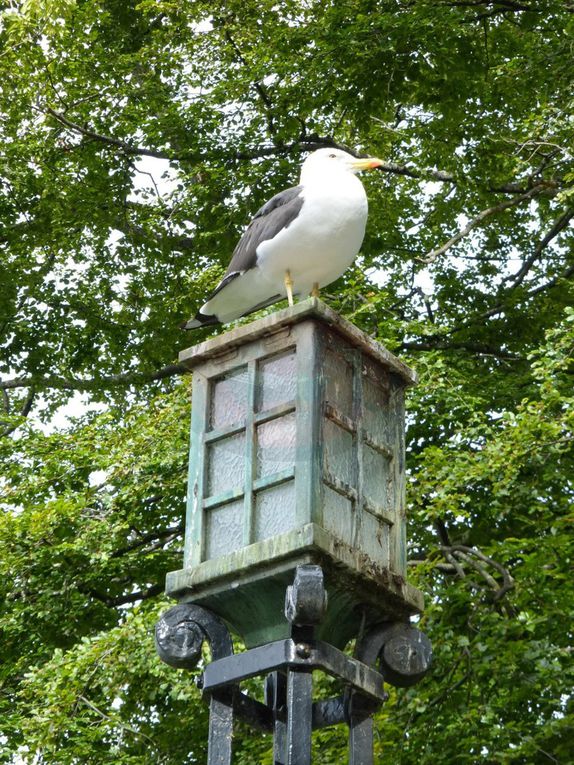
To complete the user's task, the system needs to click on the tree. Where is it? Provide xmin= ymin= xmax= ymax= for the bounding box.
xmin=1 ymin=0 xmax=572 ymax=762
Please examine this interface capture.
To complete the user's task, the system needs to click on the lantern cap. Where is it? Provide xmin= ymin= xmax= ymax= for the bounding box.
xmin=179 ymin=298 xmax=417 ymax=386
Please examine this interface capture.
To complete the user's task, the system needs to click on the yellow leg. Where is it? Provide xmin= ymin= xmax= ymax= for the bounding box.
xmin=310 ymin=282 xmax=320 ymax=298
xmin=284 ymin=270 xmax=294 ymax=307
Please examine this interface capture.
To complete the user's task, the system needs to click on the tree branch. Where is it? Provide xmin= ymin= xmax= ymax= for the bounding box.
xmin=440 ymin=544 xmax=515 ymax=602
xmin=421 ymin=184 xmax=551 ymax=263
xmin=0 ymin=362 xmax=187 ymax=393
xmin=40 ymin=105 xmax=559 ymax=199
xmin=110 ymin=523 xmax=184 ymax=559
xmin=78 ymin=695 xmax=158 ymax=746
xmin=501 ymin=206 xmax=574 ymax=290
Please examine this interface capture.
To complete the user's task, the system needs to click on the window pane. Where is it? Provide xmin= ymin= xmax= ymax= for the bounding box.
xmin=363 ymin=444 xmax=393 ymax=512
xmin=357 ymin=509 xmax=389 ymax=566
xmin=256 ymin=413 xmax=296 ymax=478
xmin=254 ymin=482 xmax=296 ymax=541
xmin=322 ymin=485 xmax=353 ymax=544
xmin=324 ymin=348 xmax=353 ymax=418
xmin=363 ymin=374 xmax=391 ymax=446
xmin=207 ymin=432 xmax=245 ymax=496
xmin=210 ymin=366 xmax=249 ymax=429
xmin=323 ymin=418 xmax=354 ymax=488
xmin=205 ymin=501 xmax=243 ymax=560
xmin=257 ymin=351 xmax=297 ymax=412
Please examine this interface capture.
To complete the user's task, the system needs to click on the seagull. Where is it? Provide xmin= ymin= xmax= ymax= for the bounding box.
xmin=182 ymin=148 xmax=383 ymax=329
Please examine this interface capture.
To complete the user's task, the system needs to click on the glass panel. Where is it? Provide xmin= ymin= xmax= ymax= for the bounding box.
xmin=254 ymin=481 xmax=296 ymax=541
xmin=210 ymin=366 xmax=249 ymax=429
xmin=363 ymin=374 xmax=391 ymax=446
xmin=323 ymin=419 xmax=354 ymax=488
xmin=256 ymin=413 xmax=296 ymax=478
xmin=324 ymin=349 xmax=353 ymax=418
xmin=257 ymin=351 xmax=297 ymax=412
xmin=207 ymin=432 xmax=245 ymax=496
xmin=205 ymin=500 xmax=243 ymax=560
xmin=322 ymin=485 xmax=353 ymax=543
xmin=357 ymin=509 xmax=389 ymax=566
xmin=363 ymin=444 xmax=392 ymax=511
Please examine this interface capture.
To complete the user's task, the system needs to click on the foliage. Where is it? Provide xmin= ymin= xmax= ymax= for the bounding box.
xmin=1 ymin=0 xmax=573 ymax=762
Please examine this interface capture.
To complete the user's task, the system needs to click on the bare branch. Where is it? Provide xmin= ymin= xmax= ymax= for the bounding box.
xmin=219 ymin=24 xmax=277 ymax=137
xmin=440 ymin=544 xmax=515 ymax=602
xmin=422 ymin=184 xmax=550 ymax=263
xmin=78 ymin=695 xmax=157 ymax=746
xmin=527 ymin=262 xmax=574 ymax=297
xmin=110 ymin=523 xmax=184 ymax=559
xmin=501 ymin=206 xmax=574 ymax=290
xmin=0 ymin=362 xmax=187 ymax=393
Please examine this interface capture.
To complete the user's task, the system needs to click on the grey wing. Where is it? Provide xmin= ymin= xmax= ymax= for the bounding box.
xmin=210 ymin=185 xmax=304 ymax=297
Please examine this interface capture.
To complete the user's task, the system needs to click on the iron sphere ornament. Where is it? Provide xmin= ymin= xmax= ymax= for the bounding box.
xmin=379 ymin=624 xmax=433 ymax=688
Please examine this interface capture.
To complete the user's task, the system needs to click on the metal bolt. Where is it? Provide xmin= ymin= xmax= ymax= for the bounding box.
xmin=296 ymin=643 xmax=311 ymax=659
xmin=195 ymin=674 xmax=204 ymax=689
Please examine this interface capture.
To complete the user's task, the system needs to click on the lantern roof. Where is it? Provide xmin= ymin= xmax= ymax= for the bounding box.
xmin=179 ymin=297 xmax=417 ymax=387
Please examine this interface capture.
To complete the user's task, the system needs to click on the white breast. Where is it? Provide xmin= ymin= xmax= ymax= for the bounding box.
xmin=256 ymin=173 xmax=368 ymax=296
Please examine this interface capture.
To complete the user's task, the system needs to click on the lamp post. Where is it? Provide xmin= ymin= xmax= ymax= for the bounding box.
xmin=156 ymin=298 xmax=431 ymax=764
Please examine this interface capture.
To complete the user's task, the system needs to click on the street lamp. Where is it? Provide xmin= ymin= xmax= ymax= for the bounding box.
xmin=156 ymin=298 xmax=431 ymax=764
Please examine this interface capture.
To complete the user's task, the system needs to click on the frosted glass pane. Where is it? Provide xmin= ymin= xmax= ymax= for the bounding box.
xmin=363 ymin=376 xmax=392 ymax=445
xmin=323 ymin=419 xmax=354 ymax=487
xmin=324 ymin=349 xmax=353 ymax=417
xmin=357 ymin=509 xmax=389 ymax=566
xmin=254 ymin=481 xmax=296 ymax=541
xmin=205 ymin=500 xmax=243 ymax=560
xmin=363 ymin=444 xmax=392 ymax=511
xmin=207 ymin=433 xmax=245 ymax=496
xmin=210 ymin=367 xmax=249 ymax=429
xmin=257 ymin=351 xmax=297 ymax=412
xmin=256 ymin=413 xmax=296 ymax=478
xmin=322 ymin=485 xmax=353 ymax=543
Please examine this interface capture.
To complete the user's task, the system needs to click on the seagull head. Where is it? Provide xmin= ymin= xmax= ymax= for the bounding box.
xmin=299 ymin=148 xmax=384 ymax=184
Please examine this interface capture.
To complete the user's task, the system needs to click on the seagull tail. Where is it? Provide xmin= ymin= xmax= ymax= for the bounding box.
xmin=180 ymin=311 xmax=220 ymax=331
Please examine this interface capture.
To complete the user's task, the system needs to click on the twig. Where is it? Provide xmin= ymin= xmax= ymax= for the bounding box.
xmin=78 ymin=695 xmax=157 ymax=746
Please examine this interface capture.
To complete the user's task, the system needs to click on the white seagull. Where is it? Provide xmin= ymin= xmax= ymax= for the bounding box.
xmin=182 ymin=148 xmax=383 ymax=329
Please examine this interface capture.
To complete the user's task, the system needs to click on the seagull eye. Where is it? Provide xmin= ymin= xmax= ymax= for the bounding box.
xmin=328 ymin=153 xmax=337 ymax=158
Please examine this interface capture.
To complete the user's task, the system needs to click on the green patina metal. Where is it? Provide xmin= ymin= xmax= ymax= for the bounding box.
xmin=166 ymin=298 xmax=423 ymax=647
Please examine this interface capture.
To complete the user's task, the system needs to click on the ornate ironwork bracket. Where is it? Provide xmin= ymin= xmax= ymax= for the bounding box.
xmin=155 ymin=565 xmax=432 ymax=764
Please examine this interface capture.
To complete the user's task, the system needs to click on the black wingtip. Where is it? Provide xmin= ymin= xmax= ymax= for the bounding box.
xmin=180 ymin=312 xmax=220 ymax=331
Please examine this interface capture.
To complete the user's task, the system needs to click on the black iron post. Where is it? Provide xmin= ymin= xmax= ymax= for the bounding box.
xmin=156 ymin=565 xmax=431 ymax=763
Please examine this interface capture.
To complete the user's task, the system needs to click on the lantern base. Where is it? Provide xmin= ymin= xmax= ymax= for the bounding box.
xmin=156 ymin=565 xmax=432 ymax=765
xmin=166 ymin=523 xmax=423 ymax=648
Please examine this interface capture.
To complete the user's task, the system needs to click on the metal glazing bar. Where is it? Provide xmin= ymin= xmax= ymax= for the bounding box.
xmin=323 ymin=472 xmax=358 ymax=502
xmin=254 ymin=400 xmax=296 ymax=425
xmin=253 ymin=468 xmax=295 ymax=493
xmin=362 ymin=431 xmax=394 ymax=460
xmin=324 ymin=403 xmax=356 ymax=434
xmin=204 ymin=421 xmax=246 ymax=443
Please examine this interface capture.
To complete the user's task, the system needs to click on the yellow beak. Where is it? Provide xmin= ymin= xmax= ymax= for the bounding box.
xmin=350 ymin=156 xmax=384 ymax=171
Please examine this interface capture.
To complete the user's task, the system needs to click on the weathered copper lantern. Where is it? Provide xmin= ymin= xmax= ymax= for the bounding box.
xmin=157 ymin=299 xmax=430 ymax=764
